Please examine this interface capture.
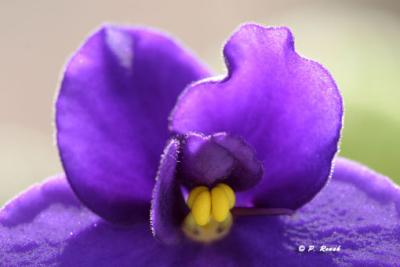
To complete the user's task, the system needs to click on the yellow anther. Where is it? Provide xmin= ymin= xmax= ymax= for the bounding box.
xmin=187 ymin=186 xmax=208 ymax=208
xmin=191 ymin=190 xmax=211 ymax=226
xmin=186 ymin=183 xmax=236 ymax=227
xmin=211 ymin=186 xmax=230 ymax=222
xmin=216 ymin=183 xmax=235 ymax=208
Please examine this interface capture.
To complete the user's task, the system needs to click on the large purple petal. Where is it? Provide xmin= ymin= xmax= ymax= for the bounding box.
xmin=56 ymin=25 xmax=210 ymax=223
xmin=1 ymin=158 xmax=399 ymax=266
xmin=170 ymin=24 xmax=343 ymax=210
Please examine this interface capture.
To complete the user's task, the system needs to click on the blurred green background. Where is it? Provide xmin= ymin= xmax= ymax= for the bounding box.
xmin=0 ymin=0 xmax=399 ymax=205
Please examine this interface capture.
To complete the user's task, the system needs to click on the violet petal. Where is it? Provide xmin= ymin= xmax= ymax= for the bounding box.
xmin=170 ymin=24 xmax=343 ymax=210
xmin=1 ymin=158 xmax=399 ymax=266
xmin=56 ymin=25 xmax=210 ymax=223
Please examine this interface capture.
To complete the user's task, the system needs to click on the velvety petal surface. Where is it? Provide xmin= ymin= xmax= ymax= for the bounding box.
xmin=56 ymin=25 xmax=210 ymax=223
xmin=178 ymin=132 xmax=263 ymax=191
xmin=151 ymin=138 xmax=188 ymax=244
xmin=1 ymin=158 xmax=399 ymax=266
xmin=170 ymin=24 xmax=343 ymax=210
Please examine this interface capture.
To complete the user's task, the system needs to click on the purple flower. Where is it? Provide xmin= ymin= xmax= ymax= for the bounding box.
xmin=1 ymin=23 xmax=399 ymax=266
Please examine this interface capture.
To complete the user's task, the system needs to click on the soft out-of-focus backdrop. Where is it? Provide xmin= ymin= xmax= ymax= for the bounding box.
xmin=1 ymin=0 xmax=399 ymax=205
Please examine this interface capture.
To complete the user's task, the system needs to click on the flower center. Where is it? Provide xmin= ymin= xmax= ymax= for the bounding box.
xmin=182 ymin=183 xmax=236 ymax=243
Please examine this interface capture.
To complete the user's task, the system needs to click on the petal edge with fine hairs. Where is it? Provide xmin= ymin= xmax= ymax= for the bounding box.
xmin=56 ymin=25 xmax=210 ymax=223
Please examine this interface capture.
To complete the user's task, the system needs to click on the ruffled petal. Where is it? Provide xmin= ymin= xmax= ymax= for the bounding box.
xmin=1 ymin=158 xmax=399 ymax=266
xmin=151 ymin=139 xmax=188 ymax=244
xmin=170 ymin=24 xmax=343 ymax=209
xmin=178 ymin=132 xmax=263 ymax=191
xmin=56 ymin=25 xmax=210 ymax=223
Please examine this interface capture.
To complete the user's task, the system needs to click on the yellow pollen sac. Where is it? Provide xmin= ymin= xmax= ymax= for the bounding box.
xmin=187 ymin=186 xmax=208 ymax=208
xmin=187 ymin=183 xmax=236 ymax=225
xmin=190 ymin=190 xmax=211 ymax=226
xmin=211 ymin=186 xmax=230 ymax=222
xmin=216 ymin=183 xmax=236 ymax=208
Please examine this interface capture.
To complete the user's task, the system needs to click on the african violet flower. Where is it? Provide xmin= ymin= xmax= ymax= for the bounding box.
xmin=1 ymin=23 xmax=399 ymax=267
